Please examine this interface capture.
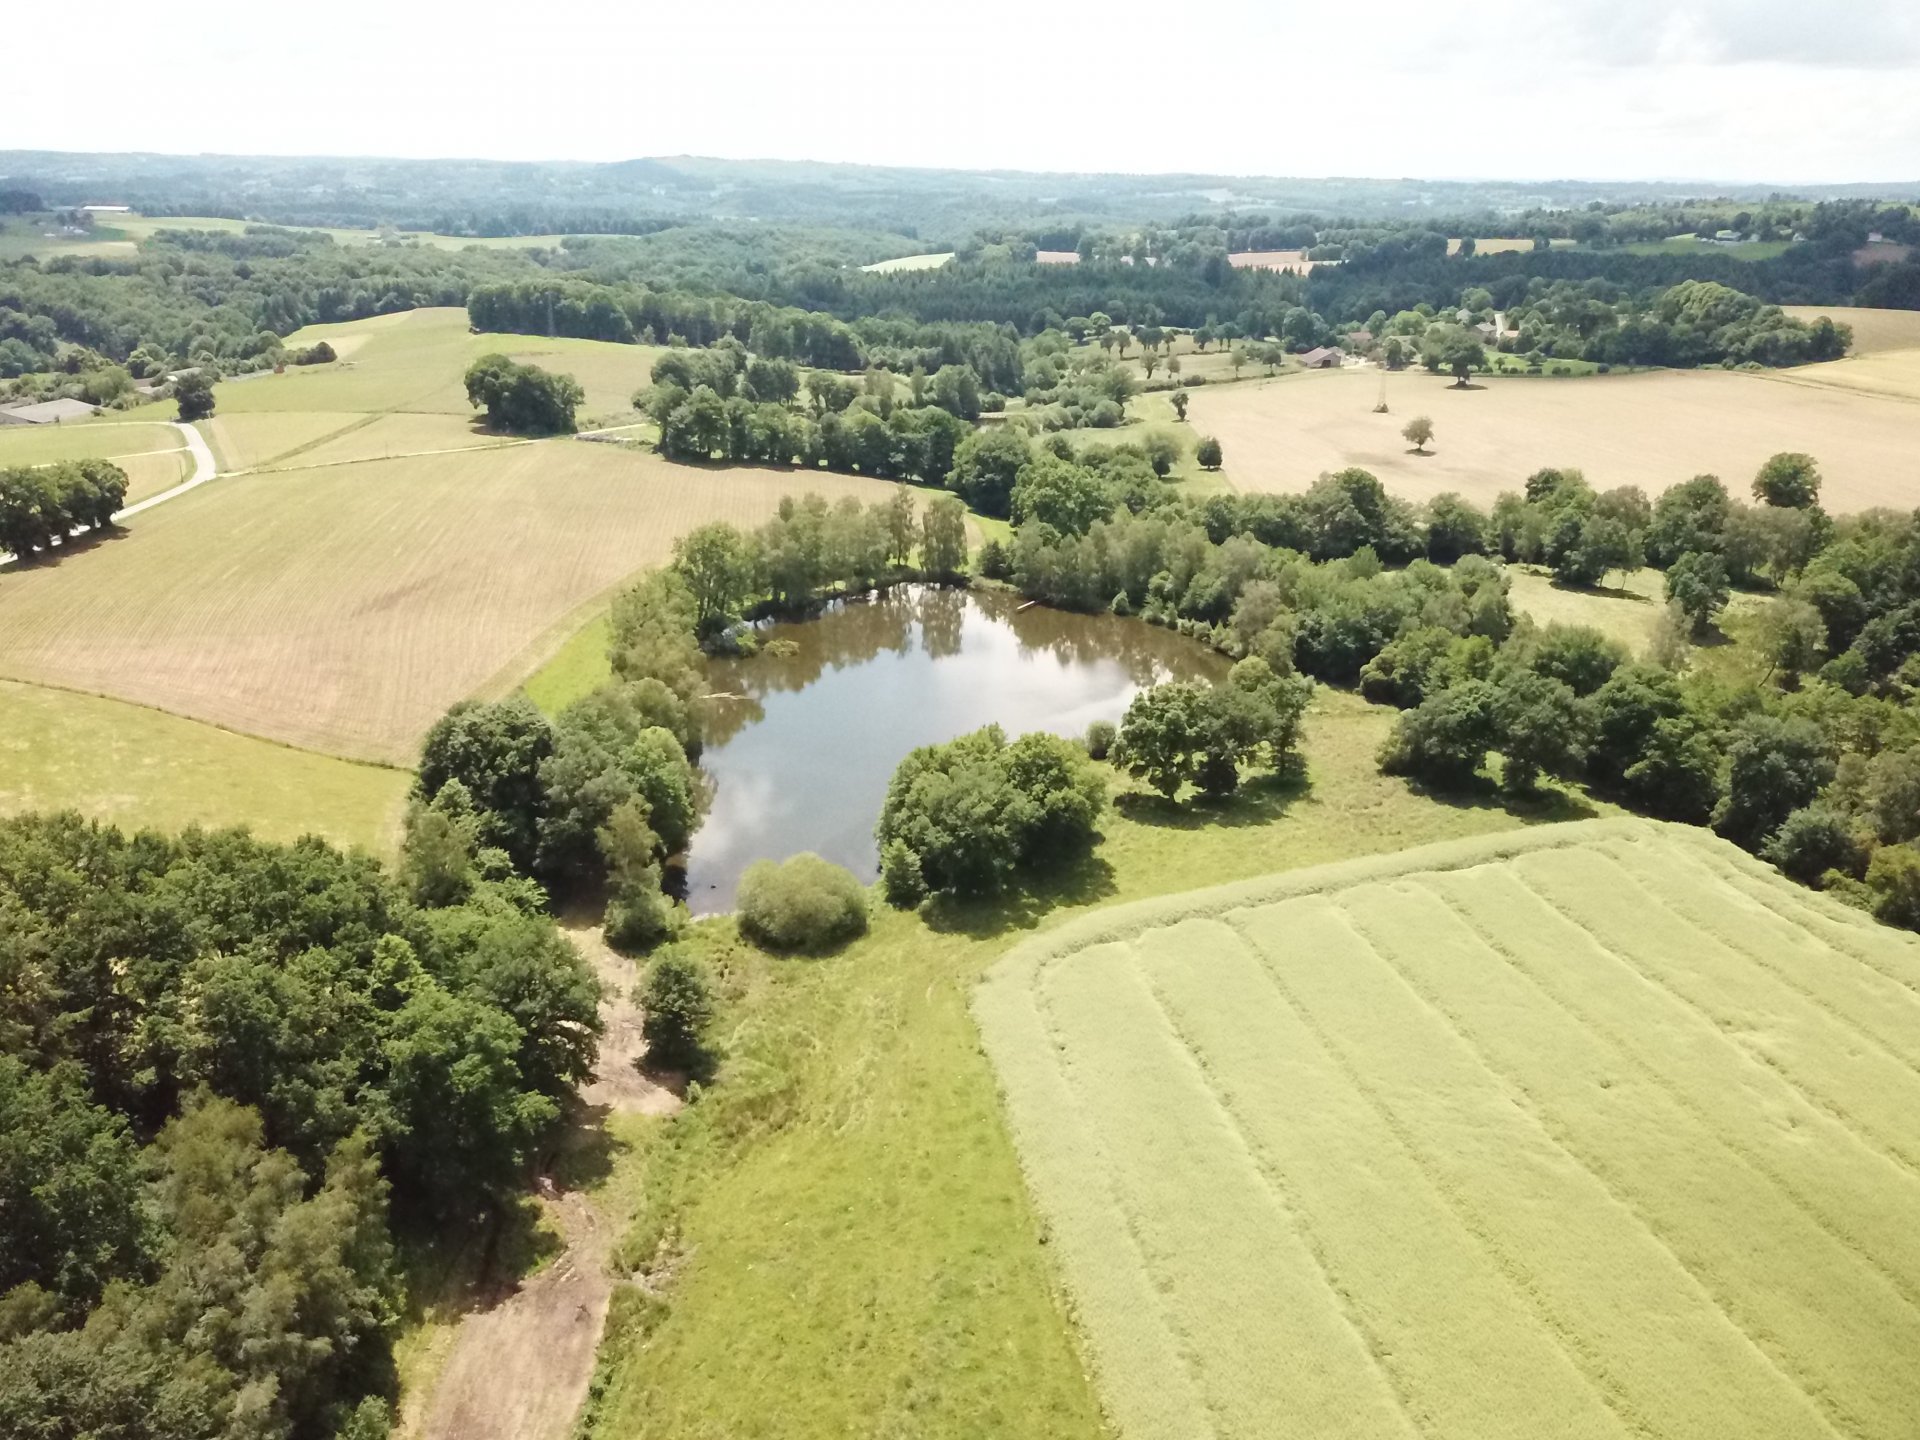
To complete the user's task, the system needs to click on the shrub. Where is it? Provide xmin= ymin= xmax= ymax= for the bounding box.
xmin=640 ymin=948 xmax=716 ymax=1076
xmin=1866 ymin=845 xmax=1920 ymax=930
xmin=737 ymin=853 xmax=870 ymax=951
xmin=1085 ymin=719 xmax=1117 ymax=760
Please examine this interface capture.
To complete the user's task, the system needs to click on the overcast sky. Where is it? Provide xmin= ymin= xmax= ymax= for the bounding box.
xmin=11 ymin=0 xmax=1919 ymax=182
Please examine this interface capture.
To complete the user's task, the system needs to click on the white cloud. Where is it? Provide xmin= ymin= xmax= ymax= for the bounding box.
xmin=5 ymin=0 xmax=1919 ymax=182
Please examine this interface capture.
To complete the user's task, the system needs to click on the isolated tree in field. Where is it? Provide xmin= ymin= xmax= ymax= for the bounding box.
xmin=1402 ymin=415 xmax=1435 ymax=453
xmin=1196 ymin=436 xmax=1224 ymax=470
xmin=1171 ymin=390 xmax=1189 ymax=421
xmin=1229 ymin=346 xmax=1247 ymax=379
xmin=173 ymin=369 xmax=214 ymax=422
xmin=1142 ymin=351 xmax=1160 ymax=380
xmin=463 ymin=353 xmax=583 ymax=435
xmin=1115 ymin=330 xmax=1132 ymax=360
xmin=1752 ymin=452 xmax=1822 ymax=509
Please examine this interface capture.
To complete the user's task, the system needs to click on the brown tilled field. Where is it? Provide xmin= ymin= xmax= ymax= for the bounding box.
xmin=0 ymin=443 xmax=896 ymax=764
xmin=1190 ymin=366 xmax=1920 ymax=512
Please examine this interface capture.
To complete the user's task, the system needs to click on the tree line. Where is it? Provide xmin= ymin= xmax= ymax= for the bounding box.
xmin=0 ymin=815 xmax=603 ymax=1440
xmin=0 ymin=458 xmax=125 ymax=556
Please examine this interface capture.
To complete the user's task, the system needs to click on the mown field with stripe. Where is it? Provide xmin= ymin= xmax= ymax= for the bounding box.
xmin=976 ymin=817 xmax=1920 ymax=1440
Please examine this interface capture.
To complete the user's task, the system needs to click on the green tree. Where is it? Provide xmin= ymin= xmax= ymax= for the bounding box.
xmin=1379 ymin=681 xmax=1495 ymax=789
xmin=1752 ymin=452 xmax=1822 ymax=508
xmin=946 ymin=426 xmax=1030 ymax=517
xmin=920 ymin=495 xmax=968 ymax=578
xmin=1488 ymin=668 xmax=1585 ymax=793
xmin=1402 ymin=415 xmax=1434 ymax=453
xmin=417 ymin=698 xmax=554 ymax=871
xmin=463 ymin=354 xmax=583 ymax=435
xmin=1195 ymin=436 xmax=1224 ymax=470
xmin=639 ymin=949 xmax=716 ymax=1077
xmin=672 ymin=522 xmax=760 ymax=635
xmin=1170 ymin=390 xmax=1189 ymax=421
xmin=1665 ymin=550 xmax=1731 ymax=637
xmin=1713 ymin=715 xmax=1834 ymax=851
xmin=172 ymin=369 xmax=214 ymax=422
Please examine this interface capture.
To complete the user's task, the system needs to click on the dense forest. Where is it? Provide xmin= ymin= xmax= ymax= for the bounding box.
xmin=0 ymin=819 xmax=602 ymax=1439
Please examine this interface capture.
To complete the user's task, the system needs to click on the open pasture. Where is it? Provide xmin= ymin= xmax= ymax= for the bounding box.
xmin=0 ymin=679 xmax=407 ymax=854
xmin=0 ymin=419 xmax=190 ymax=503
xmin=1190 ymin=366 xmax=1920 ymax=512
xmin=230 ymin=308 xmax=663 ymax=424
xmin=0 ymin=442 xmax=897 ymax=764
xmin=978 ymin=817 xmax=1920 ymax=1440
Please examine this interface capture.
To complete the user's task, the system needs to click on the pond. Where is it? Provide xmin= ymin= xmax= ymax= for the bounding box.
xmin=681 ymin=586 xmax=1225 ymax=912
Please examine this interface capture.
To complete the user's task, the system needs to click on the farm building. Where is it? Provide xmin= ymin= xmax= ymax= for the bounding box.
xmin=1297 ymin=347 xmax=1344 ymax=369
xmin=0 ymin=398 xmax=99 ymax=425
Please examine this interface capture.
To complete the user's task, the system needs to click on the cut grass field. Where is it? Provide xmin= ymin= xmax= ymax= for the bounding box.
xmin=1190 ymin=365 xmax=1920 ymax=512
xmin=0 ymin=441 xmax=897 ymax=763
xmin=1624 ymin=236 xmax=1796 ymax=260
xmin=578 ymin=693 xmax=1582 ymax=1440
xmin=0 ymin=679 xmax=407 ymax=854
xmin=977 ymin=816 xmax=1920 ymax=1440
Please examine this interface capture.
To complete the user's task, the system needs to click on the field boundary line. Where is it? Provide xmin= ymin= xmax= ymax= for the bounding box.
xmin=0 ymin=674 xmax=409 ymax=775
xmin=1424 ymin=875 xmax=1920 ymax=1318
xmin=1132 ymin=945 xmax=1434 ymax=1439
xmin=1322 ymin=899 xmax=1862 ymax=1440
xmin=1505 ymin=856 xmax=1920 ymax=1179
xmin=1227 ymin=900 xmax=1666 ymax=1440
xmin=1019 ymin=945 xmax=1229 ymax=1440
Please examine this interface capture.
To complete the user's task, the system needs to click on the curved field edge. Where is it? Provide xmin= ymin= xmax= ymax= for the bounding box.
xmin=0 ymin=677 xmax=409 ymax=855
xmin=974 ymin=817 xmax=1920 ymax=1440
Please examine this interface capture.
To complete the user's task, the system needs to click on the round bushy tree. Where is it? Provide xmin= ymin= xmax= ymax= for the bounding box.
xmin=737 ymin=853 xmax=870 ymax=952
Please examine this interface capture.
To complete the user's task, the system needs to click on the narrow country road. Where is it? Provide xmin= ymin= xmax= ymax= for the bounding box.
xmin=114 ymin=421 xmax=218 ymax=519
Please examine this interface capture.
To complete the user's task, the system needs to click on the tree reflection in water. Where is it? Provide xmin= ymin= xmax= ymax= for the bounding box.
xmin=686 ymin=587 xmax=1223 ymax=913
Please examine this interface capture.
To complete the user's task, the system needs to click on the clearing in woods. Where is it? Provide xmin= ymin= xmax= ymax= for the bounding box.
xmin=976 ymin=816 xmax=1920 ymax=1440
xmin=1190 ymin=359 xmax=1919 ymax=512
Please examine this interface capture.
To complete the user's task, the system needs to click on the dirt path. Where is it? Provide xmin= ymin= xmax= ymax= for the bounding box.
xmin=111 ymin=421 xmax=218 ymax=519
xmin=409 ymin=925 xmax=677 ymax=1440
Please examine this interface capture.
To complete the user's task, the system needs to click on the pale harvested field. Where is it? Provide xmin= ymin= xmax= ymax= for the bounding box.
xmin=0 ymin=443 xmax=896 ymax=763
xmin=977 ymin=817 xmax=1920 ymax=1440
xmin=1227 ymin=250 xmax=1321 ymax=272
xmin=1192 ymin=367 xmax=1920 ymax=512
xmin=861 ymin=251 xmax=954 ymax=272
xmin=1785 ymin=305 xmax=1920 ymax=357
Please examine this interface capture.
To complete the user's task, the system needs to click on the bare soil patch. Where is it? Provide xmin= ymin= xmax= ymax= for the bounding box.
xmin=407 ymin=924 xmax=677 ymax=1440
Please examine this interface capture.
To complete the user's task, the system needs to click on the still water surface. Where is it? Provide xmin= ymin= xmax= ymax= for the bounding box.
xmin=683 ymin=587 xmax=1223 ymax=911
